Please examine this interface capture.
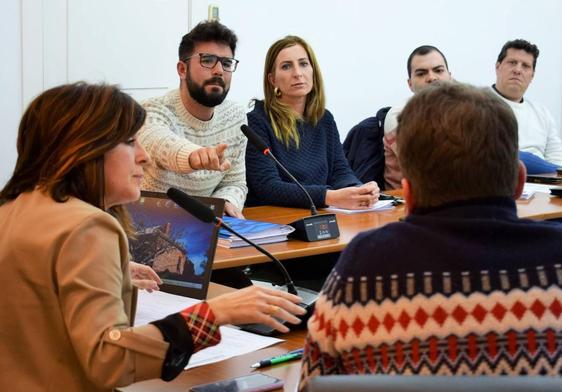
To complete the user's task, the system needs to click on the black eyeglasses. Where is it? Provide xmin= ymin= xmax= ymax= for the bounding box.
xmin=183 ymin=53 xmax=239 ymax=72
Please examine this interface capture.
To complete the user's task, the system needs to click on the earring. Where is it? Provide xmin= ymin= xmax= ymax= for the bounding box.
xmin=274 ymin=87 xmax=282 ymax=98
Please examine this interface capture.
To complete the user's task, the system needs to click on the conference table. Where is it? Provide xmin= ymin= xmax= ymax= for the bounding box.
xmin=123 ymin=189 xmax=562 ymax=392
xmin=213 ymin=190 xmax=562 ymax=270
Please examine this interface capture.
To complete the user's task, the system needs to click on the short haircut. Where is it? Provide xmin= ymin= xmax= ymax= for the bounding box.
xmin=496 ymin=39 xmax=540 ymax=70
xmin=397 ymin=82 xmax=519 ymax=208
xmin=407 ymin=45 xmax=449 ymax=78
xmin=178 ymin=21 xmax=238 ymax=60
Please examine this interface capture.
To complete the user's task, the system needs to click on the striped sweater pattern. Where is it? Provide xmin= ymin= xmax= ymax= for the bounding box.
xmin=300 ymin=265 xmax=562 ymax=388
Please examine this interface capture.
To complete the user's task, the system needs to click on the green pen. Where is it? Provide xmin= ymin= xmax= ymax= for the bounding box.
xmin=251 ymin=348 xmax=304 ymax=368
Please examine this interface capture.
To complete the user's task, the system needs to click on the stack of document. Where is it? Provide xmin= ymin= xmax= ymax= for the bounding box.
xmin=218 ymin=216 xmax=295 ymax=248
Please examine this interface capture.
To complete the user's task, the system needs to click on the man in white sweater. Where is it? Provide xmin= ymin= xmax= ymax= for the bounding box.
xmin=140 ymin=21 xmax=247 ymax=218
xmin=491 ymin=39 xmax=562 ymax=167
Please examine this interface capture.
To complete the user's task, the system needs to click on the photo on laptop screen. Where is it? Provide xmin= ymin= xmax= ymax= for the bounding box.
xmin=126 ymin=191 xmax=225 ymax=299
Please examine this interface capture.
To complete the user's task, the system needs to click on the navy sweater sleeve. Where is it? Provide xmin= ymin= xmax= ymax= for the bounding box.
xmin=323 ymin=112 xmax=362 ymax=189
xmin=245 ymin=103 xmax=329 ymax=208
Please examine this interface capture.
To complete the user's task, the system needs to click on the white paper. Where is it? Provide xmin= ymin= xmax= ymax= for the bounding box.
xmin=185 ymin=327 xmax=283 ymax=369
xmin=523 ymin=182 xmax=556 ymax=195
xmin=134 ymin=290 xmax=284 ymax=370
xmin=134 ymin=290 xmax=200 ymax=327
xmin=325 ymin=200 xmax=395 ymax=214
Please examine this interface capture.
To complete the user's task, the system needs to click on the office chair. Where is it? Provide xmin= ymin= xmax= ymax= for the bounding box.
xmin=303 ymin=375 xmax=562 ymax=392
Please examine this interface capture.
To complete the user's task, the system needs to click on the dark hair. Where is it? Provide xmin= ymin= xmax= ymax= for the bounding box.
xmin=178 ymin=21 xmax=238 ymax=60
xmin=0 ymin=82 xmax=146 ymax=231
xmin=407 ymin=45 xmax=449 ymax=77
xmin=397 ymin=82 xmax=519 ymax=208
xmin=497 ymin=39 xmax=539 ymax=70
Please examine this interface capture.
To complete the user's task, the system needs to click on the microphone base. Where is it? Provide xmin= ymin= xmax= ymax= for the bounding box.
xmin=289 ymin=214 xmax=340 ymax=242
xmin=238 ymin=286 xmax=318 ymax=336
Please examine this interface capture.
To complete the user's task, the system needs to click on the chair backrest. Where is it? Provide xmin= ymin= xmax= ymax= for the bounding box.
xmin=343 ymin=106 xmax=390 ymax=188
xmin=303 ymin=375 xmax=562 ymax=392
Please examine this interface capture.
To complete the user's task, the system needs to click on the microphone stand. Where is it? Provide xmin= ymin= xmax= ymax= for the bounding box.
xmin=217 ymin=217 xmax=318 ymax=335
xmin=166 ymin=187 xmax=317 ymax=335
xmin=218 ymin=218 xmax=298 ymax=295
xmin=240 ymin=124 xmax=339 ymax=241
xmin=265 ymin=151 xmax=318 ymax=216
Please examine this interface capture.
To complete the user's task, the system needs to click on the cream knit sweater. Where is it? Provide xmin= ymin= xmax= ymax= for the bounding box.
xmin=139 ymin=89 xmax=248 ymax=209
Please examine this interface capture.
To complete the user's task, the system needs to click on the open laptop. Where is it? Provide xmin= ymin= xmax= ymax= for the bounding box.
xmin=126 ymin=191 xmax=225 ymax=299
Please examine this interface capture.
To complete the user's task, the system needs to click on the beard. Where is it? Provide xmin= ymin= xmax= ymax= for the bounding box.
xmin=185 ymin=71 xmax=229 ymax=108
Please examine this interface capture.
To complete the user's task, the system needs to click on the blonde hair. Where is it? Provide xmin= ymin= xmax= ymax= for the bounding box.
xmin=263 ymin=36 xmax=325 ymax=148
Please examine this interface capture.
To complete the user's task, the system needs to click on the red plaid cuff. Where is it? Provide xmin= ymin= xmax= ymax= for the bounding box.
xmin=180 ymin=301 xmax=221 ymax=352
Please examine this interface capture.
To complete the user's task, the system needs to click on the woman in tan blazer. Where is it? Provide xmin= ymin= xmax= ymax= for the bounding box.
xmin=0 ymin=83 xmax=305 ymax=391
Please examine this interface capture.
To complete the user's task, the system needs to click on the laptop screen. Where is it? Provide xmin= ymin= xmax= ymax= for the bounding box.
xmin=126 ymin=191 xmax=225 ymax=299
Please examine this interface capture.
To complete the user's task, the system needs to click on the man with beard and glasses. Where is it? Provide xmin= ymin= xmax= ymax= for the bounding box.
xmin=139 ymin=21 xmax=247 ymax=219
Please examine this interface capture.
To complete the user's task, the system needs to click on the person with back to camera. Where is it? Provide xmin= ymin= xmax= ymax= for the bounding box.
xmin=0 ymin=82 xmax=305 ymax=392
xmin=245 ymin=35 xmax=379 ymax=210
xmin=299 ymin=82 xmax=562 ymax=390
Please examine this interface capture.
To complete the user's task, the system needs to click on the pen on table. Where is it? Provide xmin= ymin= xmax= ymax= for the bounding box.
xmin=379 ymin=192 xmax=393 ymax=200
xmin=251 ymin=348 xmax=304 ymax=369
xmin=380 ymin=192 xmax=405 ymax=204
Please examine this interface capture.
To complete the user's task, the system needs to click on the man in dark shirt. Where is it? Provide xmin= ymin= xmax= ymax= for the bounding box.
xmin=300 ymin=82 xmax=562 ymax=389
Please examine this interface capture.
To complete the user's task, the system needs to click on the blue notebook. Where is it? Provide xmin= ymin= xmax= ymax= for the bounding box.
xmin=218 ymin=216 xmax=295 ymax=248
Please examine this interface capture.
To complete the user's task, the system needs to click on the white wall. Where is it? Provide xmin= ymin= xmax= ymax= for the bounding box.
xmin=191 ymin=0 xmax=562 ymax=139
xmin=21 ymin=0 xmax=190 ymax=104
xmin=0 ymin=0 xmax=21 ymax=186
xmin=66 ymin=0 xmax=190 ymax=101
xmin=2 ymin=0 xmax=562 ymax=186
xmin=1 ymin=0 xmax=190 ymax=187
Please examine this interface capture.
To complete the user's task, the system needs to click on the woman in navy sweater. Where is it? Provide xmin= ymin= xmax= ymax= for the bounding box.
xmin=245 ymin=36 xmax=379 ymax=209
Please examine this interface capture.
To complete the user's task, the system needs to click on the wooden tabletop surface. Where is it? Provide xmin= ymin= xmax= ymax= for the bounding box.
xmin=120 ymin=283 xmax=305 ymax=392
xmin=120 ymin=330 xmax=305 ymax=392
xmin=213 ymin=191 xmax=562 ymax=269
xmin=122 ymin=191 xmax=562 ymax=392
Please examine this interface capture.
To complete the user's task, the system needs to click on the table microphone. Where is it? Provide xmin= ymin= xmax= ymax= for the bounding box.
xmin=166 ymin=187 xmax=318 ymax=335
xmin=240 ymin=124 xmax=339 ymax=242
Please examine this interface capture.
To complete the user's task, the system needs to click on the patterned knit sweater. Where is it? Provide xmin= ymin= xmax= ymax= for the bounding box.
xmin=300 ymin=198 xmax=562 ymax=390
xmin=245 ymin=100 xmax=361 ymax=208
xmin=139 ymin=89 xmax=248 ymax=210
